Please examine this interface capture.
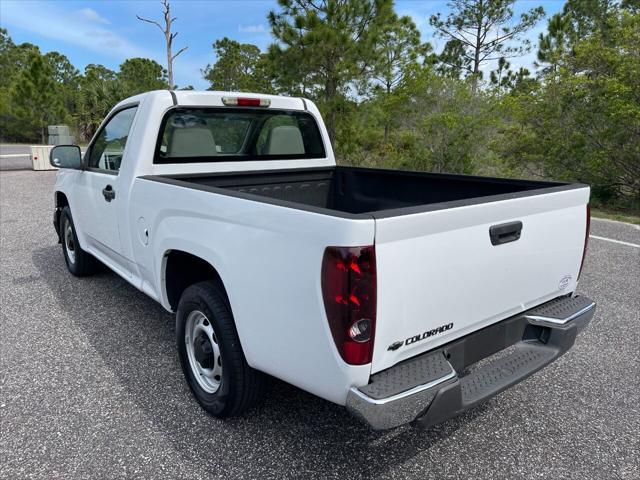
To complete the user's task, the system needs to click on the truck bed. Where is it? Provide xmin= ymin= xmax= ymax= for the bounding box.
xmin=144 ymin=166 xmax=581 ymax=218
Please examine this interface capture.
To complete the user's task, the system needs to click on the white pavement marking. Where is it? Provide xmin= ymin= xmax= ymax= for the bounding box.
xmin=589 ymin=235 xmax=640 ymax=249
xmin=0 ymin=154 xmax=30 ymax=158
xmin=592 ymin=217 xmax=640 ymax=230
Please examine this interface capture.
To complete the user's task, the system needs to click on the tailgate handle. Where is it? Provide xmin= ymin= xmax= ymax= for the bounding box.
xmin=489 ymin=221 xmax=522 ymax=245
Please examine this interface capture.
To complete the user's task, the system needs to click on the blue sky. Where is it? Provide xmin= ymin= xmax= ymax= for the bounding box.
xmin=1 ymin=1 xmax=565 ymax=89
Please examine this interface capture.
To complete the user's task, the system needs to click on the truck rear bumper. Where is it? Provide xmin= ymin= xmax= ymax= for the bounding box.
xmin=346 ymin=295 xmax=595 ymax=430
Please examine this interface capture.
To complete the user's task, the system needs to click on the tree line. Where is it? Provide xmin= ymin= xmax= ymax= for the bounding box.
xmin=0 ymin=0 xmax=638 ymax=209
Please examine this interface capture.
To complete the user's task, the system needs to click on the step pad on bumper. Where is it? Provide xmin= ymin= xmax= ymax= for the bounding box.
xmin=525 ymin=295 xmax=594 ymax=324
xmin=460 ymin=343 xmax=555 ymax=404
xmin=359 ymin=350 xmax=454 ymax=400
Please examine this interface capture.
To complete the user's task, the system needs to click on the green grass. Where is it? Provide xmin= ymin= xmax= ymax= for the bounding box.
xmin=591 ymin=208 xmax=640 ymax=225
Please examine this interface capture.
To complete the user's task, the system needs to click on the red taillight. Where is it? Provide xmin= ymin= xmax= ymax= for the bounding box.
xmin=221 ymin=97 xmax=270 ymax=107
xmin=321 ymin=246 xmax=376 ymax=365
xmin=578 ymin=204 xmax=591 ymax=279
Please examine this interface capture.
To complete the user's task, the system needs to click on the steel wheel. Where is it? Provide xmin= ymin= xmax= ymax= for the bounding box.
xmin=185 ymin=310 xmax=222 ymax=394
xmin=63 ymin=218 xmax=76 ymax=265
xmin=176 ymin=280 xmax=266 ymax=416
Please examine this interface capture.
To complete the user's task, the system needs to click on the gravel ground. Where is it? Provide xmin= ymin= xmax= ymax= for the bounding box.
xmin=1 ymin=170 xmax=638 ymax=480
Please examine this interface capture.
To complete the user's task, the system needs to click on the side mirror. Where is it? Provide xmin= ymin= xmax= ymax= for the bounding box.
xmin=50 ymin=145 xmax=82 ymax=169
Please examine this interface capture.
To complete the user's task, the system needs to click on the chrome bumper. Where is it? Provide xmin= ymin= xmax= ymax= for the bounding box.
xmin=346 ymin=295 xmax=596 ymax=431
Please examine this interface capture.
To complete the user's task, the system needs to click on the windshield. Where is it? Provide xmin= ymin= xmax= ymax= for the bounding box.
xmin=155 ymin=107 xmax=326 ymax=163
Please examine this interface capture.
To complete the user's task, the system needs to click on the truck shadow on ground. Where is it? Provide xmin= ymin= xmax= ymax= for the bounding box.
xmin=33 ymin=245 xmax=490 ymax=477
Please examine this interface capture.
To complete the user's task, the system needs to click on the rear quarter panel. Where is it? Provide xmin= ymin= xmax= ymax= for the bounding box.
xmin=130 ymin=178 xmax=375 ymax=404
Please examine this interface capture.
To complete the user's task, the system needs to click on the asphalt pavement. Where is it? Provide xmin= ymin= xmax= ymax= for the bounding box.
xmin=0 ymin=145 xmax=32 ymax=170
xmin=1 ymin=170 xmax=638 ymax=480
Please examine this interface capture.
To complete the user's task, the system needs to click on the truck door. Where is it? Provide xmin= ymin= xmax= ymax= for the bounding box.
xmin=76 ymin=106 xmax=138 ymax=272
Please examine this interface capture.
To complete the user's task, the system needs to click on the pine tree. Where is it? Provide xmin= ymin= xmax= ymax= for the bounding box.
xmin=369 ymin=14 xmax=432 ymax=140
xmin=268 ymin=0 xmax=394 ymax=145
xmin=536 ymin=13 xmax=572 ymax=75
xmin=537 ymin=0 xmax=621 ymax=75
xmin=11 ymin=55 xmax=64 ymax=143
xmin=430 ymin=0 xmax=544 ymax=85
xmin=118 ymin=58 xmax=168 ymax=96
xmin=203 ymin=38 xmax=273 ymax=93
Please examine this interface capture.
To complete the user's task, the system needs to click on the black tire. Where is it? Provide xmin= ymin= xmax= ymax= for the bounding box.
xmin=59 ymin=206 xmax=98 ymax=277
xmin=176 ymin=280 xmax=266 ymax=417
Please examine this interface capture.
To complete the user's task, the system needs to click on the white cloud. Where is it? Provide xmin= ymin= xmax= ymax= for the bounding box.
xmin=238 ymin=24 xmax=268 ymax=34
xmin=1 ymin=1 xmax=151 ymax=60
xmin=77 ymin=7 xmax=110 ymax=25
xmin=1 ymin=0 xmax=209 ymax=89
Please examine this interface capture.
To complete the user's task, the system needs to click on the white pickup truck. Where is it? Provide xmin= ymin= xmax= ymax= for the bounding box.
xmin=50 ymin=90 xmax=596 ymax=430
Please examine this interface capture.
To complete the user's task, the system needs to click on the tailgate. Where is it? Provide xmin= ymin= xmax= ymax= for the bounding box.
xmin=371 ymin=186 xmax=589 ymax=373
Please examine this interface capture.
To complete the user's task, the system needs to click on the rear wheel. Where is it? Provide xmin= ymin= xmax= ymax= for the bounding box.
xmin=60 ymin=207 xmax=98 ymax=276
xmin=176 ymin=280 xmax=266 ymax=417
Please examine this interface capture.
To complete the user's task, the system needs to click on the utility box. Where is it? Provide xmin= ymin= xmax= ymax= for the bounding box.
xmin=47 ymin=125 xmax=74 ymax=145
xmin=48 ymin=135 xmax=75 ymax=145
xmin=30 ymin=145 xmax=56 ymax=171
xmin=48 ymin=125 xmax=69 ymax=135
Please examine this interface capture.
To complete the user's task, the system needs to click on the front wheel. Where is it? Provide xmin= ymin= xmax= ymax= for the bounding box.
xmin=59 ymin=206 xmax=98 ymax=276
xmin=176 ymin=280 xmax=266 ymax=417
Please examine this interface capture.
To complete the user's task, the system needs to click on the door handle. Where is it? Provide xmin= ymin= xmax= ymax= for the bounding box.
xmin=102 ymin=184 xmax=116 ymax=202
xmin=489 ymin=221 xmax=522 ymax=245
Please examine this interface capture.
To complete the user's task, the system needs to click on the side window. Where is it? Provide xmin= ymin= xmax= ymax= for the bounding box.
xmin=88 ymin=106 xmax=138 ymax=172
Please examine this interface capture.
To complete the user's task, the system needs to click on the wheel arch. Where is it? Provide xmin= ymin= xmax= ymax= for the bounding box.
xmin=53 ymin=191 xmax=70 ymax=241
xmin=55 ymin=191 xmax=69 ymax=208
xmin=162 ymin=249 xmax=230 ymax=313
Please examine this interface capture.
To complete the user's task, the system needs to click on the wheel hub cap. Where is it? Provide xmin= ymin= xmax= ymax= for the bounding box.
xmin=193 ymin=333 xmax=215 ymax=369
xmin=64 ymin=220 xmax=76 ymax=264
xmin=185 ymin=310 xmax=222 ymax=394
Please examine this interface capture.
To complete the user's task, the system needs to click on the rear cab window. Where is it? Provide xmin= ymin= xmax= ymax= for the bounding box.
xmin=155 ymin=108 xmax=326 ymax=164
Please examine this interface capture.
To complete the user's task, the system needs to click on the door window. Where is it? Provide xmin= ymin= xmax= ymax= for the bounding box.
xmin=88 ymin=106 xmax=138 ymax=172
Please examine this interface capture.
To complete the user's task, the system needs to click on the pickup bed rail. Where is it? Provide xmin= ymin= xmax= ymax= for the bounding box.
xmin=142 ymin=166 xmax=584 ymax=218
